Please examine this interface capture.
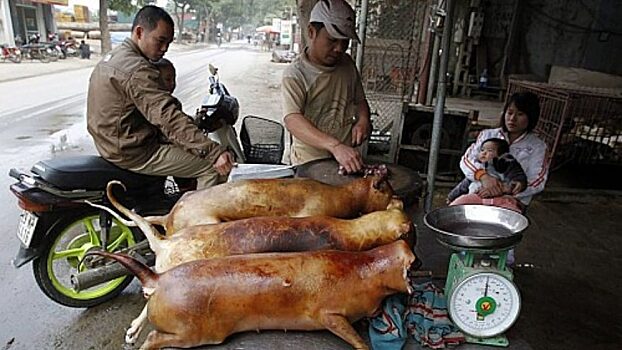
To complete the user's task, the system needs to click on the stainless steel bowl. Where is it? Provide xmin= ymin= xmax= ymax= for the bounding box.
xmin=424 ymin=205 xmax=529 ymax=250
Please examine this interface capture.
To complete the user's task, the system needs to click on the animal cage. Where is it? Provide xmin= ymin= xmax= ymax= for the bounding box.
xmin=355 ymin=0 xmax=429 ymax=162
xmin=507 ymin=79 xmax=622 ymax=168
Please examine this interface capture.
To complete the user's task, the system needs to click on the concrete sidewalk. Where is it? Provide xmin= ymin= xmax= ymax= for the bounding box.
xmin=403 ymin=190 xmax=622 ymax=350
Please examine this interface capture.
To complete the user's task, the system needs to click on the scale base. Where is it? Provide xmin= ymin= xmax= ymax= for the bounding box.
xmin=445 ymin=252 xmax=518 ymax=348
xmin=465 ymin=334 xmax=509 ymax=347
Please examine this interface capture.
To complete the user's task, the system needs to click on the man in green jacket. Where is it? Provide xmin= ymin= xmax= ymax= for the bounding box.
xmin=87 ymin=5 xmax=234 ymax=189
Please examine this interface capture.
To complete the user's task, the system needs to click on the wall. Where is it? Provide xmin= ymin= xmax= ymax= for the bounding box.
xmin=467 ymin=0 xmax=622 ymax=81
xmin=9 ymin=0 xmax=54 ymax=43
xmin=0 ymin=0 xmax=15 ymax=45
xmin=517 ymin=0 xmax=622 ymax=78
xmin=581 ymin=0 xmax=622 ymax=75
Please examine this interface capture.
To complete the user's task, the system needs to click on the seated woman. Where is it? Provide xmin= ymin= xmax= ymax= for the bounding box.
xmin=451 ymin=91 xmax=549 ymax=213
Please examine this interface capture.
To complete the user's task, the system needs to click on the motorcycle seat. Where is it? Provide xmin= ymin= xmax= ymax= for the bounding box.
xmin=31 ymin=155 xmax=164 ymax=191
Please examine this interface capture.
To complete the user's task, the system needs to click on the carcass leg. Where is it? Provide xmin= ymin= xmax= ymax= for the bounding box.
xmin=126 ymin=303 xmax=148 ymax=344
xmin=320 ymin=313 xmax=369 ymax=350
xmin=139 ymin=330 xmax=191 ymax=350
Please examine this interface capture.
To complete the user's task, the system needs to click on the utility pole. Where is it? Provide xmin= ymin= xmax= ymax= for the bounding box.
xmin=424 ymin=0 xmax=455 ymax=212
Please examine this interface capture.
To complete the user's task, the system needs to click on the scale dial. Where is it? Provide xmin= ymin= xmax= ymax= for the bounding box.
xmin=448 ymin=272 xmax=521 ymax=338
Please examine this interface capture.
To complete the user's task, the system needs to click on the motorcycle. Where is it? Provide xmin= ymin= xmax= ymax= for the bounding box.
xmin=62 ymin=40 xmax=79 ymax=58
xmin=1 ymin=44 xmax=21 ymax=63
xmin=198 ymin=63 xmax=245 ymax=163
xmin=8 ymin=64 xmax=282 ymax=308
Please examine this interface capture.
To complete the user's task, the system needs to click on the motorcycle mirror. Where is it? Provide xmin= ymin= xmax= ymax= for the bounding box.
xmin=208 ymin=63 xmax=218 ymax=76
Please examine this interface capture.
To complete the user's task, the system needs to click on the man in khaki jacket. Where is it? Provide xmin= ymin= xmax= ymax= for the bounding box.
xmin=87 ymin=5 xmax=234 ymax=189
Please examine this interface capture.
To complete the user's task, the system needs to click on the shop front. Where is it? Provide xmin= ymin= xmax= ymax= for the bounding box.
xmin=2 ymin=0 xmax=64 ymax=45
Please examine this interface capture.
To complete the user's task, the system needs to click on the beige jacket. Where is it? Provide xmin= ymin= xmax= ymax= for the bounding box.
xmin=87 ymin=39 xmax=224 ymax=168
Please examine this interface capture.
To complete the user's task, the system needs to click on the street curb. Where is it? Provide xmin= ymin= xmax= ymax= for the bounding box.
xmin=0 ymin=43 xmax=214 ymax=84
xmin=0 ymin=63 xmax=98 ymax=84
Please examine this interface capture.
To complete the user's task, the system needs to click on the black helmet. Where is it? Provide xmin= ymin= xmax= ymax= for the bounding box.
xmin=194 ymin=94 xmax=239 ymax=132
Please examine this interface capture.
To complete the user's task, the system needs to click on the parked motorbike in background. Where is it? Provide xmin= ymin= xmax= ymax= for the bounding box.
xmin=7 ymin=64 xmax=283 ymax=307
xmin=62 ymin=40 xmax=79 ymax=58
xmin=1 ymin=44 xmax=21 ymax=63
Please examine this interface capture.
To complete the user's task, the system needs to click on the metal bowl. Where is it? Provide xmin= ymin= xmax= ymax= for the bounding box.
xmin=424 ymin=205 xmax=529 ymax=250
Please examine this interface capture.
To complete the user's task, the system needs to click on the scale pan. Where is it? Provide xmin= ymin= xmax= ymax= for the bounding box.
xmin=424 ymin=205 xmax=529 ymax=250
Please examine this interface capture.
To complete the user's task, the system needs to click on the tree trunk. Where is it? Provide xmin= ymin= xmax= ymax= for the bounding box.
xmin=296 ymin=0 xmax=318 ymax=48
xmin=205 ymin=10 xmax=212 ymax=43
xmin=196 ymin=11 xmax=203 ymax=42
xmin=179 ymin=5 xmax=187 ymax=44
xmin=99 ymin=0 xmax=112 ymax=54
xmin=174 ymin=4 xmax=182 ymax=44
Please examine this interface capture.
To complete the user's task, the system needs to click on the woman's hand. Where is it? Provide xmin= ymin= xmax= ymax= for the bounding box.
xmin=477 ymin=174 xmax=505 ymax=198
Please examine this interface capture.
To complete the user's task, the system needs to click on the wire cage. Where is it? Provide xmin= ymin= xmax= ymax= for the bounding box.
xmin=507 ymin=79 xmax=622 ymax=168
xmin=355 ymin=0 xmax=429 ymax=161
xmin=240 ymin=115 xmax=285 ymax=164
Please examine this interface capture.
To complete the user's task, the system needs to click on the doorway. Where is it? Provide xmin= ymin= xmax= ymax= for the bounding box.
xmin=15 ymin=5 xmax=39 ymax=43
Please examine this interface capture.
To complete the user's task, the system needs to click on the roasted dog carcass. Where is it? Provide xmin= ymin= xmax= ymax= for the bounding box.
xmin=144 ymin=175 xmax=396 ymax=234
xmin=89 ymin=240 xmax=416 ymax=350
xmin=101 ymin=181 xmax=410 ymax=344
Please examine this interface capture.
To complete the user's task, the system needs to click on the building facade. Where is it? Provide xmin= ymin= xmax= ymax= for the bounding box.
xmin=1 ymin=0 xmax=64 ymax=46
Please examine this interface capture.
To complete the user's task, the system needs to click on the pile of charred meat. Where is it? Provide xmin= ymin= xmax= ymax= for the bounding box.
xmin=95 ymin=175 xmax=416 ymax=350
xmin=338 ymin=163 xmax=389 ymax=178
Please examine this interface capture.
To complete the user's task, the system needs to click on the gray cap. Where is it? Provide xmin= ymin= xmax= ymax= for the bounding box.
xmin=310 ymin=0 xmax=360 ymax=43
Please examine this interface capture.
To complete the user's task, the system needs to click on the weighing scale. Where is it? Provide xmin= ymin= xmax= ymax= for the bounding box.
xmin=424 ymin=205 xmax=529 ymax=347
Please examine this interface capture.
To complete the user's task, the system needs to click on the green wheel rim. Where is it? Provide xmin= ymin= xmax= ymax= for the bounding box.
xmin=47 ymin=215 xmax=136 ymax=300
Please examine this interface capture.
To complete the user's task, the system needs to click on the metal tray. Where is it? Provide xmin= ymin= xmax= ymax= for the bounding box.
xmin=424 ymin=205 xmax=529 ymax=250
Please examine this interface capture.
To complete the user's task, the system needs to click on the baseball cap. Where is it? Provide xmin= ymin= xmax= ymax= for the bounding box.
xmin=310 ymin=0 xmax=360 ymax=43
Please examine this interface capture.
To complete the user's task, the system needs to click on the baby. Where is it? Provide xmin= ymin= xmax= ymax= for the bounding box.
xmin=155 ymin=58 xmax=196 ymax=191
xmin=447 ymin=138 xmax=527 ymax=203
xmin=155 ymin=58 xmax=177 ymax=93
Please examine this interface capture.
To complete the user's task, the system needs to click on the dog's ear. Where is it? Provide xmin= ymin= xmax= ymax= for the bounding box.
xmin=372 ymin=175 xmax=383 ymax=190
xmin=387 ymin=196 xmax=404 ymax=210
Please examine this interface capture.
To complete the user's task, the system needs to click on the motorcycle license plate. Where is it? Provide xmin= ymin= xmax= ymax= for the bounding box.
xmin=17 ymin=211 xmax=38 ymax=247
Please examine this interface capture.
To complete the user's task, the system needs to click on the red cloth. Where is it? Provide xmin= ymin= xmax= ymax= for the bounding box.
xmin=449 ymin=194 xmax=523 ymax=213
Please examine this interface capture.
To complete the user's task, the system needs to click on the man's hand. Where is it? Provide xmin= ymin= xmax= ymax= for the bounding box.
xmin=477 ymin=174 xmax=505 ymax=198
xmin=351 ymin=118 xmax=371 ymax=147
xmin=330 ymin=143 xmax=363 ymax=174
xmin=214 ymin=151 xmax=236 ymax=176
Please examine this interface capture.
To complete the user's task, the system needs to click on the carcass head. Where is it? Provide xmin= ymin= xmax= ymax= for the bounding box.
xmin=361 ymin=175 xmax=395 ymax=213
xmin=372 ymin=240 xmax=416 ymax=294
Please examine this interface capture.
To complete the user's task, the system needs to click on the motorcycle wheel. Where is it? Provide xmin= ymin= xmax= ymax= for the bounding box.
xmin=45 ymin=48 xmax=59 ymax=62
xmin=9 ymin=53 xmax=22 ymax=63
xmin=32 ymin=210 xmax=142 ymax=308
xmin=37 ymin=50 xmax=50 ymax=63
